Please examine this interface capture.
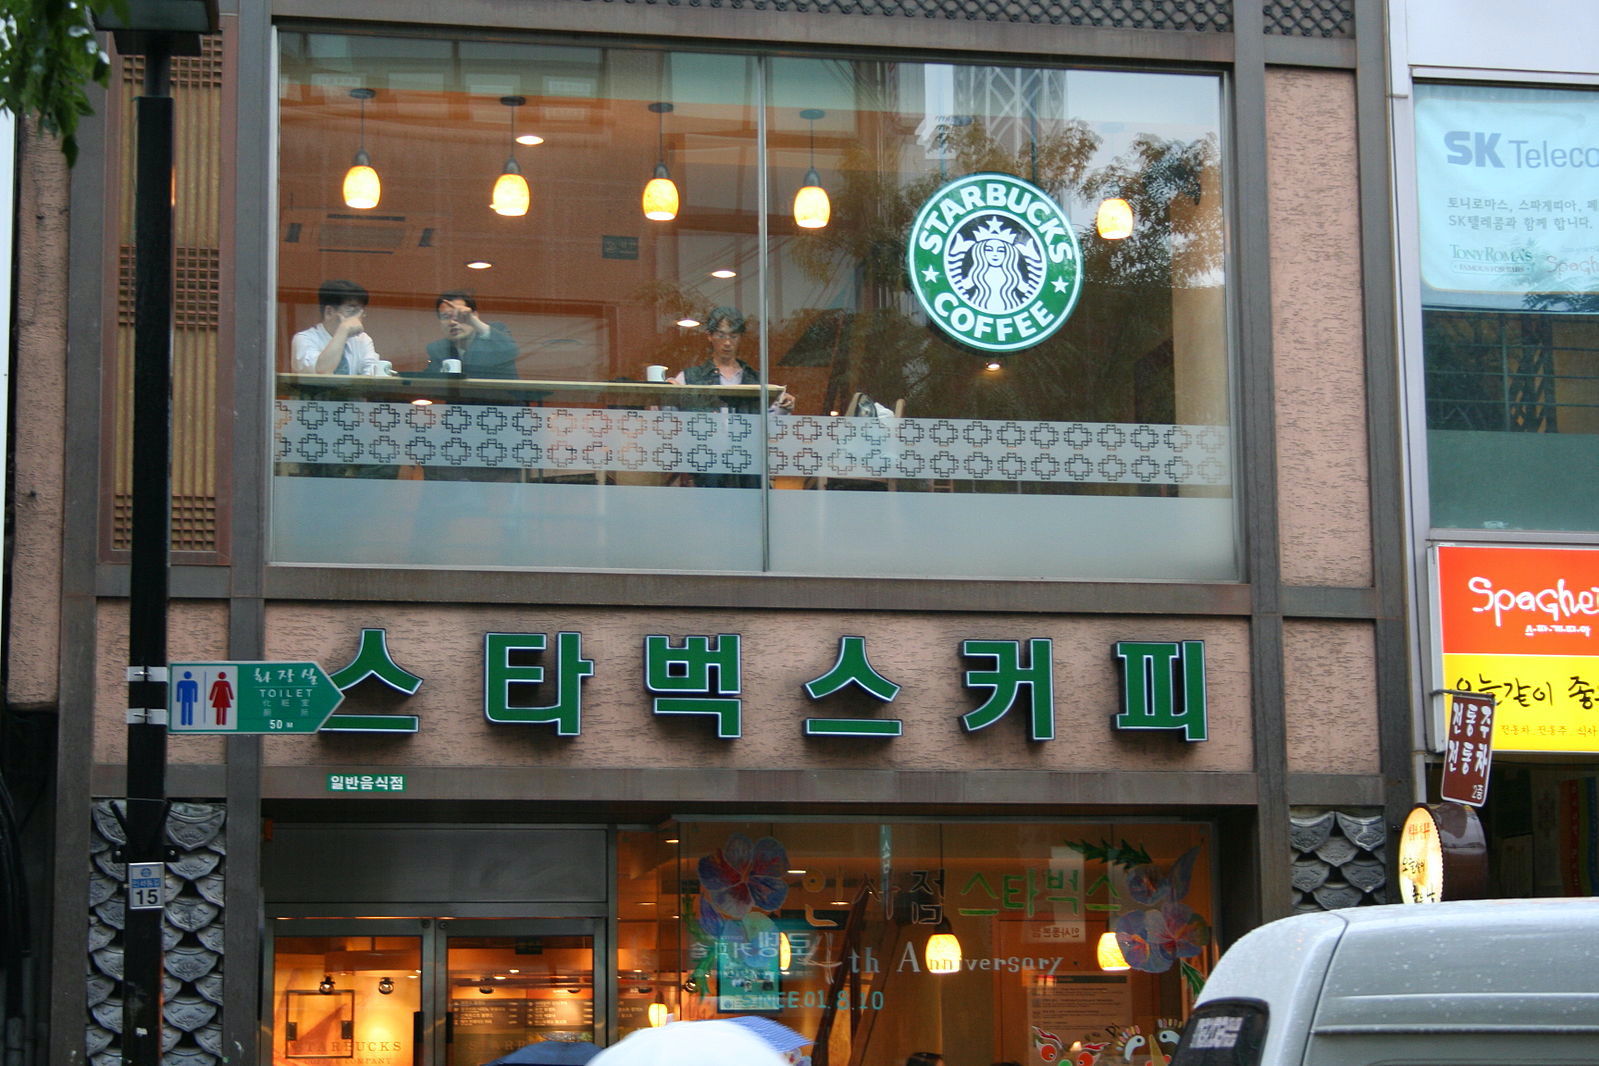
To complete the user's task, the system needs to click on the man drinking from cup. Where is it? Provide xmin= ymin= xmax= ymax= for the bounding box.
xmin=292 ymin=279 xmax=386 ymax=375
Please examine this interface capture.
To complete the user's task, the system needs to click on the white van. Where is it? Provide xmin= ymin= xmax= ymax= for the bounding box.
xmin=1169 ymin=898 xmax=1599 ymax=1066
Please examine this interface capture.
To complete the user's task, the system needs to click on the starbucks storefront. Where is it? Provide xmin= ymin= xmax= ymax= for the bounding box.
xmin=262 ymin=817 xmax=1219 ymax=1066
xmin=43 ymin=7 xmax=1406 ymax=1066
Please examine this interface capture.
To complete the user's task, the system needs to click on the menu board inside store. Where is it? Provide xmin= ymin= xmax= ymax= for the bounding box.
xmin=451 ymin=997 xmax=593 ymax=1030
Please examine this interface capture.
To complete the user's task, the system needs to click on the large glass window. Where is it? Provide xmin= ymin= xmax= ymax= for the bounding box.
xmin=616 ymin=820 xmax=1217 ymax=1066
xmin=266 ymin=920 xmax=599 ymax=1066
xmin=274 ymin=32 xmax=1234 ymax=578
xmin=270 ymin=931 xmax=423 ymax=1062
xmin=1415 ymin=83 xmax=1599 ymax=531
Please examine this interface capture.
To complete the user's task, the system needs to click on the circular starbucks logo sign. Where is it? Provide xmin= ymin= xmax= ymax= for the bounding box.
xmin=907 ymin=172 xmax=1083 ymax=353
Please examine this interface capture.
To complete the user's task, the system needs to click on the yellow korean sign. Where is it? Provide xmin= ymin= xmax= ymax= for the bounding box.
xmin=1436 ymin=545 xmax=1599 ymax=754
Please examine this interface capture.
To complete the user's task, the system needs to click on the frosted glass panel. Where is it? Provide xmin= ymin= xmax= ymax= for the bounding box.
xmin=770 ymin=490 xmax=1235 ymax=580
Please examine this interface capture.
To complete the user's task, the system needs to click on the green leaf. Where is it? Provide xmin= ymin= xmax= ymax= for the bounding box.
xmin=0 ymin=0 xmax=122 ymax=167
xmin=1062 ymin=837 xmax=1154 ymax=870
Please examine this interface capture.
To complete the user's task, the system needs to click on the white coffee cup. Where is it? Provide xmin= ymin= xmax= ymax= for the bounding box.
xmin=645 ymin=364 xmax=668 ymax=383
xmin=441 ymin=358 xmax=463 ymax=375
xmin=368 ymin=359 xmax=395 ymax=377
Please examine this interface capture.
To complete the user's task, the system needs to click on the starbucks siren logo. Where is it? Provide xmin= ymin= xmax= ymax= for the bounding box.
xmin=907 ymin=172 xmax=1083 ymax=353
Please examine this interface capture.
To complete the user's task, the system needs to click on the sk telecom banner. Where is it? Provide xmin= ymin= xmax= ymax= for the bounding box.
xmin=1416 ymin=83 xmax=1599 ymax=309
xmin=1435 ymin=545 xmax=1599 ymax=753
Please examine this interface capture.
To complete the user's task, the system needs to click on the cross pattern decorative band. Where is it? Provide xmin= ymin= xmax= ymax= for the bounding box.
xmin=274 ymin=400 xmax=1232 ymax=486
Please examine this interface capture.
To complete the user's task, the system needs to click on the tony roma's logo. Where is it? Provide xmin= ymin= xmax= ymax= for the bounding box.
xmin=907 ymin=172 xmax=1083 ymax=354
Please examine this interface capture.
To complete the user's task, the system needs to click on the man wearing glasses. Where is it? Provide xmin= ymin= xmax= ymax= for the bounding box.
xmin=670 ymin=306 xmax=794 ymax=412
xmin=424 ymin=290 xmax=521 ymax=379
xmin=291 ymin=279 xmax=387 ymax=375
xmin=669 ymin=306 xmax=795 ymax=488
xmin=423 ymin=290 xmax=522 ymax=482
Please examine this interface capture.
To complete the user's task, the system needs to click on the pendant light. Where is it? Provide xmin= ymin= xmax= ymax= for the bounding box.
xmin=925 ymin=919 xmax=961 ymax=975
xmin=1097 ymin=930 xmax=1130 ymax=971
xmin=342 ymin=88 xmax=380 ymax=209
xmin=643 ymin=102 xmax=680 ymax=221
xmin=647 ymin=1000 xmax=670 ymax=1027
xmin=793 ymin=108 xmax=830 ymax=230
xmin=922 ymin=837 xmax=960 ymax=975
xmin=491 ymin=96 xmax=531 ymax=217
xmin=1096 ymin=196 xmax=1133 ymax=239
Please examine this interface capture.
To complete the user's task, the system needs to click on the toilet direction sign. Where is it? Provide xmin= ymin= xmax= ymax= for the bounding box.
xmin=168 ymin=661 xmax=344 ymax=734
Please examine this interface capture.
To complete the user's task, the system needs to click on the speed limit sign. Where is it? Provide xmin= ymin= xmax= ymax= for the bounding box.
xmin=127 ymin=862 xmax=164 ymax=910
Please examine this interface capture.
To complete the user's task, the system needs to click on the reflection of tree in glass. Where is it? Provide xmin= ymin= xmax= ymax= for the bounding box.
xmin=1524 ymin=291 xmax=1599 ymax=314
xmin=1419 ymin=250 xmax=1598 ymax=435
xmin=1425 ymin=307 xmax=1568 ymax=434
xmin=634 ymin=278 xmax=735 ymax=373
xmin=777 ymin=119 xmax=1225 ymax=497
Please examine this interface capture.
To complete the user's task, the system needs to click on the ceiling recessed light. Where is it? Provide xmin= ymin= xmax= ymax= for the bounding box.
xmin=985 ymin=360 xmax=1002 ymax=371
xmin=674 ymin=320 xmax=699 ymax=330
xmin=710 ymin=269 xmax=736 ymax=279
xmin=787 ymin=868 xmax=807 ymax=875
xmin=516 ymin=133 xmax=545 ymax=146
xmin=411 ymin=398 xmax=434 ymax=406
xmin=465 ymin=259 xmax=493 ymax=270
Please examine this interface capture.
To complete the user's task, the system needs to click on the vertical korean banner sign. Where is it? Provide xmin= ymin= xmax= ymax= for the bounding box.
xmin=1415 ymin=84 xmax=1599 ymax=308
xmin=1434 ymin=545 xmax=1599 ymax=753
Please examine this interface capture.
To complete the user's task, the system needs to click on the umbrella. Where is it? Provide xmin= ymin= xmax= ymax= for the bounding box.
xmin=723 ymin=1015 xmax=814 ymax=1053
xmin=481 ymin=1040 xmax=602 ymax=1066
xmin=589 ymin=1020 xmax=786 ymax=1066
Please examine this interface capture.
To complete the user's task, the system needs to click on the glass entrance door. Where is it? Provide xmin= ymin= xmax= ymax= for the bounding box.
xmin=266 ymin=918 xmax=602 ymax=1066
xmin=442 ymin=922 xmax=596 ymax=1066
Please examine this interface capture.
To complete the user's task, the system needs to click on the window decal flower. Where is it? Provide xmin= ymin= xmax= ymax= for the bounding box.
xmin=1066 ymin=838 xmax=1211 ymax=994
xmin=699 ymin=833 xmax=789 ymax=920
xmin=1125 ymin=843 xmax=1199 ymax=906
xmin=685 ymin=833 xmax=791 ymax=993
xmin=1112 ymin=900 xmax=1208 ymax=973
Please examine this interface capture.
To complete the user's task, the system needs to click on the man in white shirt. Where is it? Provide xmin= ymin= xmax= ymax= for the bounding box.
xmin=291 ymin=279 xmax=383 ymax=374
xmin=284 ymin=279 xmax=395 ymax=479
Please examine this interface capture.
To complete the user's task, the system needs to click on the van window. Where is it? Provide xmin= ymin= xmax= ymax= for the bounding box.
xmin=1172 ymin=1000 xmax=1268 ymax=1066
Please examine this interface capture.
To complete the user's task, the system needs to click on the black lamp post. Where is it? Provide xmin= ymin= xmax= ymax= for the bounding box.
xmin=89 ymin=5 xmax=217 ymax=1065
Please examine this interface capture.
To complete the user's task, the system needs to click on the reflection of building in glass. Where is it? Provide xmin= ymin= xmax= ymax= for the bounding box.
xmin=954 ymin=66 xmax=1069 ymax=161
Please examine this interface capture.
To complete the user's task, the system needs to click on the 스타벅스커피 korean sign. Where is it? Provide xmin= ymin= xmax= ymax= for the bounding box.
xmin=305 ymin=629 xmax=1209 ymax=744
xmin=1434 ymin=544 xmax=1599 ymax=753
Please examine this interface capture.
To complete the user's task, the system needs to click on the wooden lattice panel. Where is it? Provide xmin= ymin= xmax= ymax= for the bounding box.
xmin=109 ymin=35 xmax=225 ymax=556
